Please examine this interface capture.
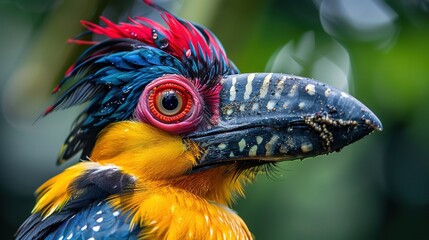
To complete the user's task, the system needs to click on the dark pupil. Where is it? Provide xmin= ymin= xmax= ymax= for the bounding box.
xmin=162 ymin=92 xmax=179 ymax=111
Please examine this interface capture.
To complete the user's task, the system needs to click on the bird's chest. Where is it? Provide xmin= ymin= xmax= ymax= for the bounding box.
xmin=120 ymin=190 xmax=253 ymax=240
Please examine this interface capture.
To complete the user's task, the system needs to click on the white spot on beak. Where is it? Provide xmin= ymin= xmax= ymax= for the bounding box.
xmin=238 ymin=139 xmax=246 ymax=152
xmin=239 ymin=104 xmax=246 ymax=112
xmin=274 ymin=76 xmax=286 ymax=98
xmin=230 ymin=77 xmax=237 ymax=101
xmin=265 ymin=135 xmax=279 ymax=156
xmin=267 ymin=100 xmax=277 ymax=110
xmin=305 ymin=84 xmax=316 ymax=95
xmin=244 ymin=74 xmax=255 ymax=100
xmin=283 ymin=101 xmax=289 ymax=109
xmin=301 ymin=143 xmax=313 ymax=153
xmin=249 ymin=145 xmax=258 ymax=157
xmin=218 ymin=143 xmax=227 ymax=150
xmin=252 ymin=103 xmax=259 ymax=111
xmin=288 ymin=84 xmax=298 ymax=97
xmin=325 ymin=88 xmax=331 ymax=97
xmin=259 ymin=73 xmax=272 ymax=98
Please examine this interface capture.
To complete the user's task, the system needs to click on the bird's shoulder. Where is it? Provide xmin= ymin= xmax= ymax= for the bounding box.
xmin=15 ymin=162 xmax=138 ymax=240
xmin=17 ymin=200 xmax=140 ymax=240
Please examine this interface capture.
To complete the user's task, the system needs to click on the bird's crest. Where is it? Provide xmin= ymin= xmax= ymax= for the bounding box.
xmin=44 ymin=0 xmax=237 ymax=164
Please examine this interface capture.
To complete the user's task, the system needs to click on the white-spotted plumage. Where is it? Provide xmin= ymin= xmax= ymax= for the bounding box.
xmin=66 ymin=233 xmax=73 ymax=240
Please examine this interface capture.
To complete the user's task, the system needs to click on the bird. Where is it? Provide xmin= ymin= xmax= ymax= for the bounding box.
xmin=16 ymin=1 xmax=382 ymax=239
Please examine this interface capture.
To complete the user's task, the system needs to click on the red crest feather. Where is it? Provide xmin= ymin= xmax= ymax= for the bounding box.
xmin=75 ymin=11 xmax=228 ymax=67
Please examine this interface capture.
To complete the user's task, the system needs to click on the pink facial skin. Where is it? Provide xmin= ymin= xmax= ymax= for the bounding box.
xmin=134 ymin=74 xmax=204 ymax=135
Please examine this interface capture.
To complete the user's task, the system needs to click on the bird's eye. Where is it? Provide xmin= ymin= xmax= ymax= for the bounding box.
xmin=157 ymin=90 xmax=184 ymax=116
xmin=148 ymin=83 xmax=192 ymax=123
xmin=135 ymin=74 xmax=204 ymax=134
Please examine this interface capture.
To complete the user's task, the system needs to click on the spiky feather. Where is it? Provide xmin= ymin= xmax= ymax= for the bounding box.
xmin=44 ymin=5 xmax=238 ymax=164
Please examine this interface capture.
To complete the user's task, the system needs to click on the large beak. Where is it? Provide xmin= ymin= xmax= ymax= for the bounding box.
xmin=187 ymin=73 xmax=382 ymax=171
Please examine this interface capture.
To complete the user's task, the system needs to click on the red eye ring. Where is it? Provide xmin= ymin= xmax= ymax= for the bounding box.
xmin=135 ymin=74 xmax=204 ymax=134
xmin=147 ymin=83 xmax=192 ymax=123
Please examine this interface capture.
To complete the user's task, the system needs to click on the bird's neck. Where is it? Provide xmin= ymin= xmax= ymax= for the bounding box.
xmin=168 ymin=166 xmax=250 ymax=205
xmin=109 ymin=172 xmax=253 ymax=239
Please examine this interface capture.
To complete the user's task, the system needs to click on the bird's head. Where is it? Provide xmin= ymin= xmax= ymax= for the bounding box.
xmin=45 ymin=1 xmax=382 ymax=205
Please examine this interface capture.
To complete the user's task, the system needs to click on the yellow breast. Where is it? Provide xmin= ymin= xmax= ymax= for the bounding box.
xmin=109 ymin=185 xmax=253 ymax=240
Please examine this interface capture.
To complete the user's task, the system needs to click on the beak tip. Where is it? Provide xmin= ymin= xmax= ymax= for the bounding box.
xmin=374 ymin=121 xmax=383 ymax=132
xmin=363 ymin=111 xmax=383 ymax=132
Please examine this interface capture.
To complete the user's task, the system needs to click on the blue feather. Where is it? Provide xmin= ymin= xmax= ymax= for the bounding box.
xmin=45 ymin=201 xmax=139 ymax=240
xmin=16 ymin=166 xmax=138 ymax=239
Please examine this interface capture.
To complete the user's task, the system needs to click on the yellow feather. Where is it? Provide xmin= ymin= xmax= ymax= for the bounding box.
xmin=94 ymin=121 xmax=255 ymax=239
xmin=33 ymin=162 xmax=100 ymax=217
xmin=33 ymin=121 xmax=255 ymax=239
xmin=109 ymin=183 xmax=253 ymax=240
xmin=92 ymin=121 xmax=199 ymax=179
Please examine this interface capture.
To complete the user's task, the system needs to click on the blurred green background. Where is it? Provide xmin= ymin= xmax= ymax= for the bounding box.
xmin=1 ymin=0 xmax=428 ymax=239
